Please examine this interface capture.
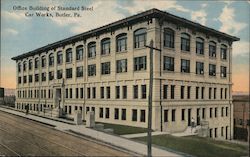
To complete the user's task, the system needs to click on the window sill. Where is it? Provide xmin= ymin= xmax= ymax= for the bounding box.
xmin=88 ymin=56 xmax=96 ymax=60
xmin=181 ymin=71 xmax=191 ymax=74
xmin=221 ymin=59 xmax=227 ymax=62
xmin=134 ymin=70 xmax=147 ymax=73
xmin=209 ymin=56 xmax=216 ymax=60
xmin=196 ymin=74 xmax=205 ymax=77
xmin=66 ymin=61 xmax=73 ymax=64
xmin=101 ymin=74 xmax=111 ymax=76
xmin=163 ymin=46 xmax=175 ymax=50
xmin=101 ymin=53 xmax=111 ymax=57
xmin=163 ymin=70 xmax=174 ymax=73
xmin=196 ymin=53 xmax=204 ymax=57
xmin=116 ymin=50 xmax=127 ymax=54
xmin=220 ymin=77 xmax=227 ymax=79
xmin=88 ymin=75 xmax=96 ymax=77
xmin=76 ymin=59 xmax=83 ymax=62
xmin=134 ymin=47 xmax=147 ymax=51
xmin=209 ymin=75 xmax=216 ymax=78
xmin=116 ymin=71 xmax=128 ymax=74
xmin=181 ymin=50 xmax=191 ymax=53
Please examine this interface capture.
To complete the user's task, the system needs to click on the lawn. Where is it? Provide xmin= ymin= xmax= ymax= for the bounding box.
xmin=99 ymin=123 xmax=148 ymax=135
xmin=133 ymin=135 xmax=249 ymax=157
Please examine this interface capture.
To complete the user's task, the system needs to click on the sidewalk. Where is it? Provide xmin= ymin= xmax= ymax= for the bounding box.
xmin=0 ymin=107 xmax=181 ymax=157
xmin=122 ymin=131 xmax=169 ymax=138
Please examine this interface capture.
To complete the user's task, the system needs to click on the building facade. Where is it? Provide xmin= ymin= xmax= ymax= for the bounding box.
xmin=12 ymin=9 xmax=239 ymax=139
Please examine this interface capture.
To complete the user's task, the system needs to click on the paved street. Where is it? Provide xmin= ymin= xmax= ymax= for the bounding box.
xmin=0 ymin=111 xmax=134 ymax=156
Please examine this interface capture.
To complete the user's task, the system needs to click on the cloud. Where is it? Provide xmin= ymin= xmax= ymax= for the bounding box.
xmin=2 ymin=28 xmax=19 ymax=36
xmin=218 ymin=5 xmax=247 ymax=35
xmin=191 ymin=10 xmax=207 ymax=25
xmin=232 ymin=41 xmax=250 ymax=56
xmin=1 ymin=11 xmax=29 ymax=21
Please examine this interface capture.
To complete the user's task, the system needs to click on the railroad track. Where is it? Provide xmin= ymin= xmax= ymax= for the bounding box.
xmin=0 ymin=142 xmax=21 ymax=156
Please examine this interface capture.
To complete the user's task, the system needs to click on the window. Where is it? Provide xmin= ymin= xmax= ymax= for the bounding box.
xmin=196 ymin=62 xmax=204 ymax=75
xmin=116 ymin=86 xmax=120 ymax=99
xmin=116 ymin=59 xmax=127 ymax=73
xmin=181 ymin=33 xmax=190 ymax=51
xmin=101 ymin=62 xmax=111 ymax=75
xmin=163 ymin=85 xmax=168 ymax=99
xmin=35 ymin=58 xmax=39 ymax=69
xmin=49 ymin=71 xmax=54 ymax=80
xmin=196 ymin=87 xmax=199 ymax=99
xmin=209 ymin=87 xmax=212 ymax=99
xmin=88 ymin=64 xmax=96 ymax=76
xmin=35 ymin=74 xmax=39 ymax=82
xmin=92 ymin=87 xmax=96 ymax=99
xmin=28 ymin=60 xmax=33 ymax=70
xmin=23 ymin=76 xmax=27 ymax=83
xmin=209 ymin=41 xmax=216 ymax=57
xmin=133 ymin=85 xmax=138 ymax=99
xmin=209 ymin=64 xmax=216 ymax=76
xmin=215 ymin=128 xmax=217 ymax=138
xmin=99 ymin=108 xmax=103 ymax=118
xmin=41 ymin=56 xmax=46 ymax=68
xmin=221 ymin=127 xmax=224 ymax=136
xmin=163 ymin=56 xmax=174 ymax=71
xmin=210 ymin=108 xmax=213 ymax=118
xmin=141 ymin=85 xmax=147 ymax=99
xmin=57 ymin=51 xmax=63 ymax=65
xmin=196 ymin=37 xmax=204 ymax=55
xmin=66 ymin=48 xmax=72 ymax=63
xmin=57 ymin=69 xmax=62 ymax=79
xmin=29 ymin=75 xmax=33 ymax=83
xmin=18 ymin=63 xmax=21 ymax=72
xmin=221 ymin=107 xmax=224 ymax=117
xmin=202 ymin=108 xmax=205 ymax=119
xmin=41 ymin=73 xmax=46 ymax=81
xmin=221 ymin=88 xmax=223 ymax=99
xmin=49 ymin=54 xmax=54 ymax=66
xmin=100 ymin=87 xmax=104 ymax=99
xmin=80 ymin=88 xmax=83 ymax=99
xmin=187 ymin=86 xmax=191 ymax=99
xmin=134 ymin=56 xmax=147 ymax=71
xmin=210 ymin=129 xmax=213 ymax=138
xmin=76 ymin=88 xmax=79 ymax=99
xmin=66 ymin=68 xmax=72 ymax=79
xmin=87 ymin=88 xmax=91 ymax=99
xmin=140 ymin=110 xmax=146 ymax=122
xmin=172 ymin=109 xmax=176 ymax=121
xmin=225 ymin=88 xmax=227 ymax=99
xmin=215 ymin=107 xmax=217 ymax=117
xmin=164 ymin=28 xmax=174 ymax=48
xmin=182 ymin=109 xmax=185 ymax=121
xmin=106 ymin=86 xmax=110 ymax=99
xmin=122 ymin=86 xmax=127 ymax=99
xmin=164 ymin=110 xmax=168 ymax=122
xmin=226 ymin=107 xmax=228 ymax=116
xmin=23 ymin=61 xmax=27 ymax=71
xmin=221 ymin=45 xmax=227 ymax=60
xmin=214 ymin=88 xmax=217 ymax=99
xmin=171 ymin=85 xmax=175 ymax=99
xmin=105 ymin=108 xmax=110 ymax=118
xmin=116 ymin=33 xmax=127 ymax=52
xmin=134 ymin=28 xmax=147 ymax=48
xmin=76 ymin=45 xmax=83 ymax=61
xmin=132 ymin=109 xmax=137 ymax=121
xmin=201 ymin=87 xmax=205 ymax=99
xmin=88 ymin=42 xmax=96 ymax=58
xmin=122 ymin=109 xmax=126 ymax=120
xmin=181 ymin=59 xmax=190 ymax=73
xmin=101 ymin=38 xmax=110 ymax=55
xmin=69 ymin=88 xmax=72 ymax=98
xmin=221 ymin=66 xmax=227 ymax=78
xmin=114 ymin=108 xmax=119 ymax=120
xmin=76 ymin=66 xmax=83 ymax=77
xmin=181 ymin=86 xmax=184 ymax=99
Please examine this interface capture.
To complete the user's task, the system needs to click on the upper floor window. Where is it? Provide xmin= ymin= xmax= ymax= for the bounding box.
xmin=181 ymin=33 xmax=190 ymax=51
xmin=221 ymin=44 xmax=227 ymax=60
xmin=134 ymin=56 xmax=147 ymax=71
xmin=88 ymin=42 xmax=96 ymax=58
xmin=76 ymin=45 xmax=83 ymax=61
xmin=23 ymin=61 xmax=27 ymax=71
xmin=57 ymin=69 xmax=63 ymax=79
xmin=88 ymin=64 xmax=96 ymax=76
xmin=49 ymin=53 xmax=54 ymax=66
xmin=29 ymin=59 xmax=32 ymax=70
xmin=209 ymin=41 xmax=216 ymax=58
xmin=18 ymin=63 xmax=21 ymax=72
xmin=57 ymin=51 xmax=63 ymax=65
xmin=164 ymin=28 xmax=174 ymax=48
xmin=196 ymin=62 xmax=204 ymax=75
xmin=220 ymin=66 xmax=227 ymax=78
xmin=209 ymin=64 xmax=216 ymax=76
xmin=66 ymin=48 xmax=72 ymax=63
xmin=116 ymin=59 xmax=127 ymax=73
xmin=49 ymin=71 xmax=54 ymax=80
xmin=163 ymin=56 xmax=174 ymax=71
xmin=41 ymin=72 xmax=46 ymax=81
xmin=196 ymin=37 xmax=204 ymax=55
xmin=134 ymin=28 xmax=147 ymax=48
xmin=116 ymin=33 xmax=127 ymax=52
xmin=18 ymin=76 xmax=21 ymax=84
xmin=76 ymin=66 xmax=83 ymax=77
xmin=41 ymin=56 xmax=46 ymax=68
xmin=35 ymin=57 xmax=39 ymax=69
xmin=101 ymin=38 xmax=110 ymax=55
xmin=101 ymin=62 xmax=111 ymax=75
xmin=66 ymin=68 xmax=72 ymax=79
xmin=181 ymin=59 xmax=190 ymax=73
xmin=35 ymin=74 xmax=39 ymax=82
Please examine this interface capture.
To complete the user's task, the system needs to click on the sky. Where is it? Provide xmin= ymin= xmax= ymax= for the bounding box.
xmin=1 ymin=0 xmax=249 ymax=93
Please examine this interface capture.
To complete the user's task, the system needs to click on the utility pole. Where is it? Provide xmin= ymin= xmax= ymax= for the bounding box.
xmin=145 ymin=40 xmax=161 ymax=157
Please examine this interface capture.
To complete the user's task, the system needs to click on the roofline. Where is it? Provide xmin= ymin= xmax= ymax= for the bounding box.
xmin=12 ymin=8 xmax=240 ymax=61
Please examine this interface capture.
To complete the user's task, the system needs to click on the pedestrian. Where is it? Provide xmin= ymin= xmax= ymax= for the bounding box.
xmin=26 ymin=104 xmax=29 ymax=115
xmin=191 ymin=117 xmax=195 ymax=133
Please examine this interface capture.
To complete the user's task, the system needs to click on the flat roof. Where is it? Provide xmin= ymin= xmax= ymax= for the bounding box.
xmin=12 ymin=8 xmax=240 ymax=61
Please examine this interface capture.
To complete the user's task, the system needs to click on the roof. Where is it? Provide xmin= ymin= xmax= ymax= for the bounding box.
xmin=11 ymin=8 xmax=240 ymax=61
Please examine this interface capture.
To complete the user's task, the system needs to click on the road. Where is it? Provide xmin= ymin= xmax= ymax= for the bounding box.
xmin=0 ymin=111 xmax=134 ymax=156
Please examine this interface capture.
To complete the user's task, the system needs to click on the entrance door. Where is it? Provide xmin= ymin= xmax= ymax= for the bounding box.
xmin=188 ymin=109 xmax=191 ymax=126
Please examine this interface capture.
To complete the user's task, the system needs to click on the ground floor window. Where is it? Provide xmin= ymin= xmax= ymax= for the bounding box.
xmin=132 ymin=109 xmax=137 ymax=121
xmin=105 ymin=108 xmax=110 ymax=118
xmin=99 ymin=108 xmax=103 ymax=118
xmin=164 ymin=110 xmax=168 ymax=122
xmin=210 ymin=128 xmax=213 ymax=138
xmin=114 ymin=108 xmax=119 ymax=120
xmin=140 ymin=110 xmax=145 ymax=122
xmin=122 ymin=109 xmax=126 ymax=120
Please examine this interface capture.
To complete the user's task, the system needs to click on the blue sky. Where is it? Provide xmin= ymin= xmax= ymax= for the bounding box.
xmin=1 ymin=0 xmax=249 ymax=92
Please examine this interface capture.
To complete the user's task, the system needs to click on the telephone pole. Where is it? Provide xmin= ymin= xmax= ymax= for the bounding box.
xmin=145 ymin=40 xmax=161 ymax=157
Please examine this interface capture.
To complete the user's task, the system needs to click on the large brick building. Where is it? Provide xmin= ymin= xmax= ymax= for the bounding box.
xmin=12 ymin=8 xmax=239 ymax=139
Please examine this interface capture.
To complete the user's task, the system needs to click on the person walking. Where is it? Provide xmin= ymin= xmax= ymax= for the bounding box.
xmin=191 ymin=117 xmax=195 ymax=133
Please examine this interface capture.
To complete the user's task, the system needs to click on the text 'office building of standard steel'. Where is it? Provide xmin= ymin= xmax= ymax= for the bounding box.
xmin=12 ymin=8 xmax=239 ymax=139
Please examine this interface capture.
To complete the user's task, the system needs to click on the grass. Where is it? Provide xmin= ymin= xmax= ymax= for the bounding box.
xmin=99 ymin=122 xmax=148 ymax=135
xmin=133 ymin=135 xmax=249 ymax=157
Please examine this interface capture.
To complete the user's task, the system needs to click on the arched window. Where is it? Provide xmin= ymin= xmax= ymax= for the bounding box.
xmin=41 ymin=56 xmax=46 ymax=68
xmin=134 ymin=28 xmax=147 ymax=48
xmin=23 ymin=61 xmax=27 ymax=71
xmin=209 ymin=41 xmax=216 ymax=57
xmin=88 ymin=42 xmax=96 ymax=58
xmin=76 ymin=45 xmax=83 ymax=61
xmin=29 ymin=59 xmax=33 ymax=70
xmin=221 ymin=44 xmax=227 ymax=60
xmin=101 ymin=38 xmax=111 ymax=55
xmin=18 ymin=63 xmax=21 ymax=72
xmin=57 ymin=51 xmax=63 ymax=64
xmin=35 ymin=57 xmax=39 ymax=69
xmin=181 ymin=33 xmax=190 ymax=51
xmin=164 ymin=28 xmax=175 ymax=48
xmin=66 ymin=48 xmax=72 ymax=63
xmin=116 ymin=33 xmax=127 ymax=52
xmin=196 ymin=37 xmax=204 ymax=55
xmin=49 ymin=53 xmax=54 ymax=66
